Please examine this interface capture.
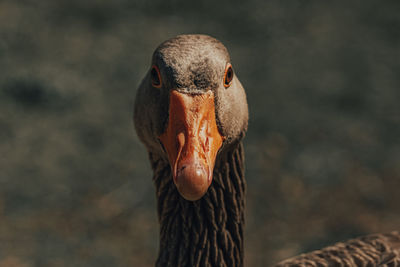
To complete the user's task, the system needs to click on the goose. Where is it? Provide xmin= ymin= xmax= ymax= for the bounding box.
xmin=133 ymin=34 xmax=400 ymax=267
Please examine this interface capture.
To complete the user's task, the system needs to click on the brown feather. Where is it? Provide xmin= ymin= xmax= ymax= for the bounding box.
xmin=274 ymin=232 xmax=400 ymax=267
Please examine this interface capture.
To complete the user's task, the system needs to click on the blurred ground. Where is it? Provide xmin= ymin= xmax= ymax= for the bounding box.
xmin=0 ymin=0 xmax=399 ymax=266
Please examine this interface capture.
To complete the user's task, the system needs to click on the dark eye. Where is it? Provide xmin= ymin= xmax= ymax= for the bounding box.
xmin=223 ymin=63 xmax=234 ymax=88
xmin=151 ymin=65 xmax=162 ymax=88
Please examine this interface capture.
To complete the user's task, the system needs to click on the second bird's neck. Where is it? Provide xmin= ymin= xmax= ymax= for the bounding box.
xmin=150 ymin=142 xmax=246 ymax=267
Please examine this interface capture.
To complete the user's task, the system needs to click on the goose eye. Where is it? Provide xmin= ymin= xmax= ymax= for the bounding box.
xmin=223 ymin=64 xmax=234 ymax=88
xmin=151 ymin=65 xmax=162 ymax=88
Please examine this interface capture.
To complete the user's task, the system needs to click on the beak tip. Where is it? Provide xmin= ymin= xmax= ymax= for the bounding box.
xmin=174 ymin=164 xmax=211 ymax=201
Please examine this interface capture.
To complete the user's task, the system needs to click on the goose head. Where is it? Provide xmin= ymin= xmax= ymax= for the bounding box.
xmin=134 ymin=34 xmax=248 ymax=201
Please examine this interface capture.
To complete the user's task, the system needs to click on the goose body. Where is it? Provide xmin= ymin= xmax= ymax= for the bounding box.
xmin=133 ymin=34 xmax=400 ymax=266
xmin=276 ymin=232 xmax=400 ymax=266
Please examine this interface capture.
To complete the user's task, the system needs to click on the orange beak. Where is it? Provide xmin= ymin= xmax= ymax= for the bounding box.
xmin=159 ymin=90 xmax=224 ymax=201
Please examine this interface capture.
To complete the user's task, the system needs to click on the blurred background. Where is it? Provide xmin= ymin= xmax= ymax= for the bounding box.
xmin=1 ymin=0 xmax=399 ymax=266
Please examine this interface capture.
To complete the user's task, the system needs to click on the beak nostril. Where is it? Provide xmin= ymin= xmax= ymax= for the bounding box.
xmin=178 ymin=165 xmax=187 ymax=175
